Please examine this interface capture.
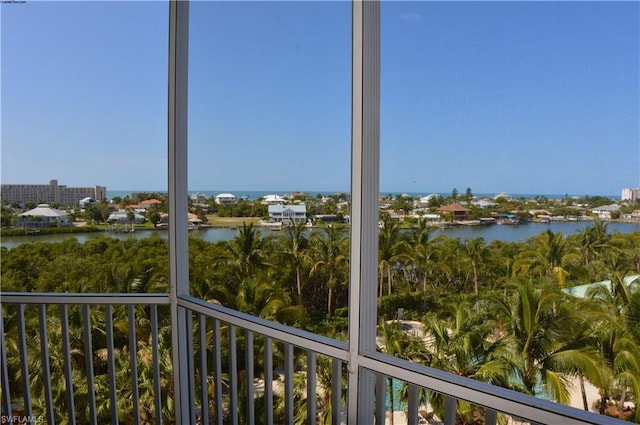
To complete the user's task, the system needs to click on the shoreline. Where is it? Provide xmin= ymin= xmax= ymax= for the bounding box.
xmin=3 ymin=216 xmax=638 ymax=239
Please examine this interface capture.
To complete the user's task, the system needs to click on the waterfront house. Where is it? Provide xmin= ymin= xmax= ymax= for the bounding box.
xmin=268 ymin=203 xmax=307 ymax=224
xmin=107 ymin=210 xmax=145 ymax=224
xmin=591 ymin=204 xmax=620 ymax=219
xmin=437 ymin=204 xmax=471 ymax=221
xmin=16 ymin=203 xmax=71 ymax=228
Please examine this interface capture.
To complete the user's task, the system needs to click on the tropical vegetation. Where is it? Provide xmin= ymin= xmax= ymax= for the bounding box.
xmin=1 ymin=221 xmax=639 ymax=423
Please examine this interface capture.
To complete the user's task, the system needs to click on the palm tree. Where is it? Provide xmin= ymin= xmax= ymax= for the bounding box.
xmin=585 ymin=272 xmax=640 ymax=421
xmin=463 ymin=237 xmax=488 ymax=296
xmin=378 ymin=217 xmax=408 ymax=297
xmin=488 ymin=281 xmax=607 ymax=404
xmin=576 ymin=221 xmax=612 ymax=268
xmin=221 ymin=223 xmax=266 ymax=280
xmin=309 ymin=224 xmax=349 ymax=316
xmin=278 ymin=221 xmax=310 ymax=299
xmin=406 ymin=220 xmax=451 ymax=292
xmin=421 ymin=296 xmax=514 ymax=423
xmin=514 ymin=230 xmax=580 ymax=286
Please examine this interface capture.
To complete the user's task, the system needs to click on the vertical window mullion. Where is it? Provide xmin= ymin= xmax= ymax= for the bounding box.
xmin=347 ymin=0 xmax=381 ymax=423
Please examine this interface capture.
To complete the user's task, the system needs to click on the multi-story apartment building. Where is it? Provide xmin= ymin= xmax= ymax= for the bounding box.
xmin=621 ymin=187 xmax=640 ymax=202
xmin=1 ymin=179 xmax=107 ymax=206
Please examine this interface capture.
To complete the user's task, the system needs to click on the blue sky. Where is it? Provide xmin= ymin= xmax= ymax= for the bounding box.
xmin=2 ymin=1 xmax=638 ymax=197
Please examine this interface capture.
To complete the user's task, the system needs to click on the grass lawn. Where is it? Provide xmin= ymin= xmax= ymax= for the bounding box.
xmin=204 ymin=215 xmax=261 ymax=228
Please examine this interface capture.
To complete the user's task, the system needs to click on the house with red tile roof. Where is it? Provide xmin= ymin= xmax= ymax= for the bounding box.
xmin=437 ymin=204 xmax=471 ymax=221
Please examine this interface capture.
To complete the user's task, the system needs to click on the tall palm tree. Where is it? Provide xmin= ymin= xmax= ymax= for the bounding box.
xmin=419 ymin=295 xmax=515 ymax=423
xmin=463 ymin=237 xmax=488 ymax=296
xmin=514 ymin=230 xmax=580 ymax=286
xmin=405 ymin=220 xmax=451 ymax=293
xmin=378 ymin=217 xmax=408 ymax=297
xmin=488 ymin=281 xmax=607 ymax=404
xmin=576 ymin=221 xmax=613 ymax=268
xmin=278 ymin=221 xmax=310 ymax=299
xmin=309 ymin=224 xmax=349 ymax=316
xmin=585 ymin=274 xmax=640 ymax=420
xmin=221 ymin=223 xmax=266 ymax=280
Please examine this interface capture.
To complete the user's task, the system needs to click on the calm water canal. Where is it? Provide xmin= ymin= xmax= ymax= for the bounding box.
xmin=2 ymin=221 xmax=639 ymax=250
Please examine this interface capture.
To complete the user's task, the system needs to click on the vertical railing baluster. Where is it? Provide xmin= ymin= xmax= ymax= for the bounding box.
xmin=485 ymin=407 xmax=497 ymax=425
xmin=213 ymin=319 xmax=222 ymax=425
xmin=186 ymin=311 xmax=196 ymax=422
xmin=229 ymin=324 xmax=238 ymax=425
xmin=127 ymin=305 xmax=140 ymax=425
xmin=199 ymin=314 xmax=209 ymax=425
xmin=82 ymin=305 xmax=98 ymax=425
xmin=264 ymin=336 xmax=273 ymax=425
xmin=306 ymin=351 xmax=317 ymax=425
xmin=106 ymin=304 xmax=119 ymax=425
xmin=150 ymin=305 xmax=162 ymax=425
xmin=331 ymin=358 xmax=342 ymax=425
xmin=246 ymin=330 xmax=255 ymax=425
xmin=284 ymin=343 xmax=294 ymax=425
xmin=407 ymin=383 xmax=419 ymax=425
xmin=375 ymin=373 xmax=385 ymax=424
xmin=0 ymin=307 xmax=12 ymax=422
xmin=17 ymin=304 xmax=32 ymax=417
xmin=60 ymin=304 xmax=76 ymax=425
xmin=444 ymin=395 xmax=457 ymax=425
xmin=38 ymin=305 xmax=54 ymax=423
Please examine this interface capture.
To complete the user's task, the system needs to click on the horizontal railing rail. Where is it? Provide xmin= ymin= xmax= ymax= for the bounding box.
xmin=178 ymin=294 xmax=349 ymax=361
xmin=1 ymin=292 xmax=171 ymax=305
xmin=1 ymin=292 xmax=629 ymax=425
xmin=1 ymin=293 xmax=171 ymax=425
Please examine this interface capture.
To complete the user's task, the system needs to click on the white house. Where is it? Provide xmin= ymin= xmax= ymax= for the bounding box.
xmin=79 ymin=197 xmax=98 ymax=208
xmin=591 ymin=204 xmax=620 ymax=219
xmin=472 ymin=199 xmax=497 ymax=208
xmin=107 ymin=210 xmax=145 ymax=224
xmin=417 ymin=194 xmax=440 ymax=206
xmin=261 ymin=194 xmax=286 ymax=205
xmin=268 ymin=204 xmax=307 ymax=224
xmin=17 ymin=204 xmax=71 ymax=228
xmin=215 ymin=193 xmax=237 ymax=205
xmin=190 ymin=192 xmax=209 ymax=205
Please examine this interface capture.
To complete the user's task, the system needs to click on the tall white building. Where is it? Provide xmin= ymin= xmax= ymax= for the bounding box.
xmin=1 ymin=179 xmax=107 ymax=206
xmin=621 ymin=188 xmax=640 ymax=202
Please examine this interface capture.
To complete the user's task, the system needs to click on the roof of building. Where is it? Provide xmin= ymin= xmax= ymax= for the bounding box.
xmin=437 ymin=204 xmax=471 ymax=213
xmin=592 ymin=204 xmax=620 ymax=212
xmin=215 ymin=193 xmax=236 ymax=198
xmin=107 ymin=211 xmax=145 ymax=221
xmin=268 ymin=204 xmax=307 ymax=213
xmin=19 ymin=204 xmax=69 ymax=218
xmin=563 ymin=275 xmax=639 ymax=299
xmin=262 ymin=194 xmax=286 ymax=203
xmin=419 ymin=194 xmax=441 ymax=202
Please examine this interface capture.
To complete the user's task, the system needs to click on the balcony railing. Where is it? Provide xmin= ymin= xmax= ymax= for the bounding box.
xmin=1 ymin=292 xmax=624 ymax=425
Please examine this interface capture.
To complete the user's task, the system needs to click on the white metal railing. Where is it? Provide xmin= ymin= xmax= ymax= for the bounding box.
xmin=1 ymin=292 xmax=626 ymax=425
